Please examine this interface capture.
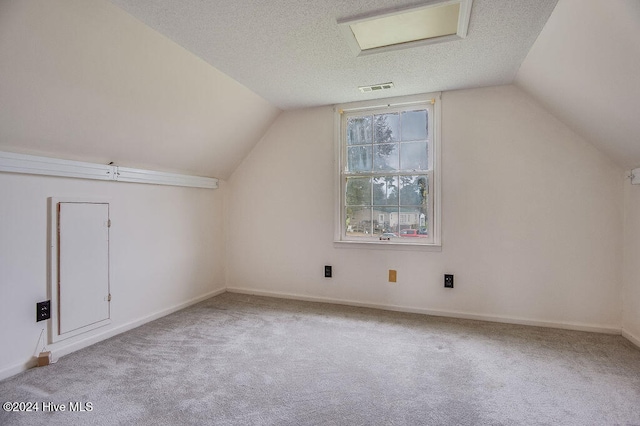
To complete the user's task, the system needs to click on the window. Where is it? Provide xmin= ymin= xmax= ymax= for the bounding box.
xmin=336 ymin=94 xmax=441 ymax=246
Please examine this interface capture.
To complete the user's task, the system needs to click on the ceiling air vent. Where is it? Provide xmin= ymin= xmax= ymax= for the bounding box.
xmin=359 ymin=82 xmax=394 ymax=93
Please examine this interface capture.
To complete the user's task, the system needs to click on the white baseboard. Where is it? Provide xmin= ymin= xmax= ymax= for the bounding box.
xmin=226 ymin=287 xmax=621 ymax=335
xmin=622 ymin=329 xmax=640 ymax=349
xmin=0 ymin=359 xmax=38 ymax=383
xmin=0 ymin=288 xmax=225 ymax=382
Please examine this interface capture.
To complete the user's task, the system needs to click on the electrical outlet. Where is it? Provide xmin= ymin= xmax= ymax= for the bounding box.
xmin=389 ymin=270 xmax=397 ymax=283
xmin=36 ymin=300 xmax=51 ymax=322
xmin=324 ymin=265 xmax=332 ymax=278
xmin=444 ymin=274 xmax=454 ymax=288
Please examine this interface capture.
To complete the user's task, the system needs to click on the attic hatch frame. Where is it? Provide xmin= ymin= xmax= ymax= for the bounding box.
xmin=337 ymin=0 xmax=473 ymax=57
xmin=0 ymin=151 xmax=218 ymax=189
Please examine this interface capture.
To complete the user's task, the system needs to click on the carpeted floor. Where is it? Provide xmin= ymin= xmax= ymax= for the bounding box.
xmin=1 ymin=292 xmax=639 ymax=425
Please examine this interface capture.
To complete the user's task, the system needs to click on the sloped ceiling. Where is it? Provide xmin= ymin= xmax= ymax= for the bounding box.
xmin=5 ymin=0 xmax=634 ymax=179
xmin=107 ymin=0 xmax=558 ymax=110
xmin=516 ymin=0 xmax=640 ymax=169
xmin=0 ymin=0 xmax=281 ymax=179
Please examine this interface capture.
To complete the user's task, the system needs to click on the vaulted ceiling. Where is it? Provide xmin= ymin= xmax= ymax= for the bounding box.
xmin=107 ymin=0 xmax=558 ymax=110
xmin=0 ymin=0 xmax=280 ymax=179
xmin=516 ymin=0 xmax=640 ymax=169
xmin=1 ymin=0 xmax=638 ymax=179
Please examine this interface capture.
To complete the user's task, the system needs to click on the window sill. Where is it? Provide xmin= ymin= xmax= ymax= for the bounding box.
xmin=333 ymin=240 xmax=442 ymax=251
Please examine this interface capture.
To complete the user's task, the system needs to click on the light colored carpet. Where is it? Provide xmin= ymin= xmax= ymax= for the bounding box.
xmin=1 ymin=292 xmax=639 ymax=425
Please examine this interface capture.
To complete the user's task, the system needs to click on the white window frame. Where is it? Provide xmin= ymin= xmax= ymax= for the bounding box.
xmin=334 ymin=93 xmax=442 ymax=249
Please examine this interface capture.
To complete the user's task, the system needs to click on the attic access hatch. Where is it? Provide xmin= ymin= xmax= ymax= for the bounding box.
xmin=338 ymin=0 xmax=473 ymax=56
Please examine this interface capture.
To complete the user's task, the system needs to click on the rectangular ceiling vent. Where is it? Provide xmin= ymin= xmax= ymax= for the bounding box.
xmin=359 ymin=82 xmax=394 ymax=93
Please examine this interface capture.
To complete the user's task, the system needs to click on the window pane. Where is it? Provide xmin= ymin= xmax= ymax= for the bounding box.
xmin=374 ymin=143 xmax=399 ymax=171
xmin=398 ymin=206 xmax=428 ymax=236
xmin=346 ymin=206 xmax=372 ymax=236
xmin=401 ymin=110 xmax=428 ymax=141
xmin=347 ymin=146 xmax=372 ymax=172
xmin=373 ymin=176 xmax=398 ymax=206
xmin=400 ymin=142 xmax=428 ymax=171
xmin=340 ymin=99 xmax=436 ymax=245
xmin=400 ymin=175 xmax=428 ymax=206
xmin=347 ymin=116 xmax=372 ymax=145
xmin=374 ymin=113 xmax=400 ymax=143
xmin=377 ymin=206 xmax=400 ymax=235
xmin=346 ymin=177 xmax=371 ymax=205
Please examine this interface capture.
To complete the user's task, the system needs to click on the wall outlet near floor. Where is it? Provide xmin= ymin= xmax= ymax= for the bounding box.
xmin=389 ymin=270 xmax=397 ymax=283
xmin=36 ymin=300 xmax=51 ymax=322
xmin=324 ymin=265 xmax=332 ymax=278
xmin=444 ymin=274 xmax=454 ymax=288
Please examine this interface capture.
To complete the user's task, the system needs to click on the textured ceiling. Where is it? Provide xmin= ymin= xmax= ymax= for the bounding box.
xmin=107 ymin=0 xmax=558 ymax=110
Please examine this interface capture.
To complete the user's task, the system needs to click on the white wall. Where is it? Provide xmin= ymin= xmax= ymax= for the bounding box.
xmin=623 ymin=181 xmax=640 ymax=345
xmin=226 ymin=85 xmax=624 ymax=332
xmin=516 ymin=0 xmax=640 ymax=169
xmin=0 ymin=0 xmax=280 ymax=179
xmin=0 ymin=174 xmax=226 ymax=379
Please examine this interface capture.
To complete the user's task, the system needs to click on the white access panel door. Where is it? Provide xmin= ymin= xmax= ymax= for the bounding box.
xmin=58 ymin=202 xmax=110 ymax=336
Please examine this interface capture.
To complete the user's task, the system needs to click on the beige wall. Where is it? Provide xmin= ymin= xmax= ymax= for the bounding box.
xmin=226 ymin=85 xmax=624 ymax=331
xmin=623 ymin=181 xmax=640 ymax=344
xmin=0 ymin=173 xmax=226 ymax=379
